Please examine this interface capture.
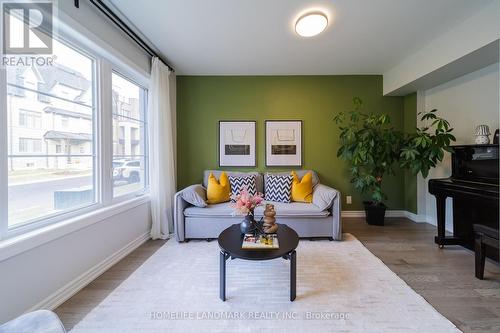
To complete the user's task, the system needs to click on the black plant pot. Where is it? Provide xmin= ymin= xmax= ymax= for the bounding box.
xmin=363 ymin=201 xmax=387 ymax=226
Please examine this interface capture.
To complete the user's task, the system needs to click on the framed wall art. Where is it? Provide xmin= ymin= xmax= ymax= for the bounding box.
xmin=219 ymin=121 xmax=256 ymax=167
xmin=265 ymin=120 xmax=302 ymax=167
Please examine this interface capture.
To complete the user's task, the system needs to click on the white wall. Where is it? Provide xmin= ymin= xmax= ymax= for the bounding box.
xmin=383 ymin=0 xmax=500 ymax=95
xmin=418 ymin=63 xmax=500 ymax=230
xmin=0 ymin=1 xmax=154 ymax=324
xmin=58 ymin=0 xmax=151 ymax=74
xmin=0 ymin=202 xmax=151 ymax=323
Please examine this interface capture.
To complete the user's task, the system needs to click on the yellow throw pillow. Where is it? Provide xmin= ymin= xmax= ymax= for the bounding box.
xmin=207 ymin=172 xmax=230 ymax=204
xmin=291 ymin=171 xmax=313 ymax=203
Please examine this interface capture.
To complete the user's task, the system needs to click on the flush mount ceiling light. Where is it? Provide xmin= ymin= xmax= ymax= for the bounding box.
xmin=295 ymin=12 xmax=328 ymax=37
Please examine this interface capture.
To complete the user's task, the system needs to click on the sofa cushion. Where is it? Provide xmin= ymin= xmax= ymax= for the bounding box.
xmin=265 ymin=170 xmax=320 ymax=188
xmin=257 ymin=202 xmax=329 ymax=217
xmin=204 ymin=170 xmax=263 ymax=193
xmin=265 ymin=174 xmax=293 ymax=203
xmin=207 ymin=172 xmax=230 ymax=204
xmin=291 ymin=171 xmax=313 ymax=203
xmin=312 ymin=184 xmax=338 ymax=211
xmin=184 ymin=201 xmax=329 ymax=218
xmin=228 ymin=175 xmax=257 ymax=199
xmin=180 ymin=184 xmax=207 ymax=207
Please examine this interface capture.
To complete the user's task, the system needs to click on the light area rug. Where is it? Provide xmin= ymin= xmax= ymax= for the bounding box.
xmin=69 ymin=233 xmax=460 ymax=333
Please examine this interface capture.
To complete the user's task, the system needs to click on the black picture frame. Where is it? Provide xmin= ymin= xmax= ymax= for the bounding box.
xmin=265 ymin=120 xmax=303 ymax=167
xmin=218 ymin=120 xmax=256 ymax=167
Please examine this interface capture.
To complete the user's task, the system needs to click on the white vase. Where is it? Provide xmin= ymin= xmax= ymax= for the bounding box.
xmin=474 ymin=125 xmax=491 ymax=144
xmin=475 ymin=135 xmax=490 ymax=144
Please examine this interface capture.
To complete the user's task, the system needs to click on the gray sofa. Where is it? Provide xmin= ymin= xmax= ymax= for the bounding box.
xmin=174 ymin=170 xmax=342 ymax=241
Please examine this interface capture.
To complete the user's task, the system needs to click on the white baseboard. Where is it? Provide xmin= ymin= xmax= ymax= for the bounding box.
xmin=29 ymin=232 xmax=151 ymax=312
xmin=341 ymin=210 xmax=366 ymax=218
xmin=342 ymin=210 xmax=429 ymax=223
xmin=402 ymin=211 xmax=429 ymax=223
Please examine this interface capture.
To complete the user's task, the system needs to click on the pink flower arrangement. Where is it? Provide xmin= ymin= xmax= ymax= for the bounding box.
xmin=231 ymin=188 xmax=264 ymax=216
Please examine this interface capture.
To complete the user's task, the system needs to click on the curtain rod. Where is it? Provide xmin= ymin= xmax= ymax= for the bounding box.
xmin=74 ymin=0 xmax=175 ymax=72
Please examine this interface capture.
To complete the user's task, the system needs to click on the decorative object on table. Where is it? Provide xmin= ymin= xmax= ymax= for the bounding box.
xmin=239 ymin=215 xmax=255 ymax=235
xmin=264 ymin=174 xmax=293 ymax=203
xmin=231 ymin=188 xmax=263 ymax=234
xmin=334 ymin=97 xmax=455 ymax=226
xmin=206 ymin=172 xmax=230 ymax=204
xmin=241 ymin=233 xmax=279 ymax=249
xmin=265 ymin=120 xmax=302 ymax=166
xmin=263 ymin=204 xmax=278 ymax=233
xmin=219 ymin=121 xmax=256 ymax=167
xmin=474 ymin=125 xmax=491 ymax=144
xmin=493 ymin=129 xmax=499 ymax=144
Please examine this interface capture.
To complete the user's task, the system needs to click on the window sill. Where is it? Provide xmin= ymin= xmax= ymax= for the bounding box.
xmin=0 ymin=195 xmax=150 ymax=262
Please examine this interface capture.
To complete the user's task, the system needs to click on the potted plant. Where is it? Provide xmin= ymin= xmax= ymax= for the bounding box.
xmin=334 ymin=97 xmax=455 ymax=225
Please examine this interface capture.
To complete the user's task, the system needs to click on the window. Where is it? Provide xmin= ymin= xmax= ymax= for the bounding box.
xmin=5 ymin=39 xmax=95 ymax=229
xmin=111 ymin=72 xmax=147 ymax=198
xmin=18 ymin=138 xmax=27 ymax=153
xmin=18 ymin=138 xmax=41 ymax=153
xmin=19 ymin=112 xmax=26 ymax=127
xmin=131 ymin=127 xmax=138 ymax=140
xmin=1 ymin=19 xmax=150 ymax=239
xmin=37 ymin=82 xmax=50 ymax=103
xmin=19 ymin=110 xmax=41 ymax=128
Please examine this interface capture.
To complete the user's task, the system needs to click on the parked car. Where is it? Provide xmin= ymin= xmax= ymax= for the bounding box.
xmin=113 ymin=159 xmax=141 ymax=183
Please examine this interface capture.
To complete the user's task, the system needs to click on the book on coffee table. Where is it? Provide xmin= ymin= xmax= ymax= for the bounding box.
xmin=242 ymin=233 xmax=279 ymax=249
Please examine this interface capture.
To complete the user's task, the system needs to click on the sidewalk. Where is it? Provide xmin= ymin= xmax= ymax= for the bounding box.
xmin=9 ymin=169 xmax=93 ymax=186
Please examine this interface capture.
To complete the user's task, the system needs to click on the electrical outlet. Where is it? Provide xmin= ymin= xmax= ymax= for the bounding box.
xmin=346 ymin=196 xmax=352 ymax=204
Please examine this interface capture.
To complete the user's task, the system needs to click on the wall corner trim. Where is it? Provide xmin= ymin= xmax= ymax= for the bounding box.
xmin=27 ymin=232 xmax=151 ymax=313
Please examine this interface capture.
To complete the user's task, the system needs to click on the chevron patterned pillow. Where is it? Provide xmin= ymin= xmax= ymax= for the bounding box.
xmin=229 ymin=175 xmax=257 ymax=200
xmin=265 ymin=174 xmax=293 ymax=203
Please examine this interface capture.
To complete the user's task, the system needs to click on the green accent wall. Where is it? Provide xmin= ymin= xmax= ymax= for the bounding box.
xmin=403 ymin=93 xmax=418 ymax=213
xmin=177 ymin=75 xmax=405 ymax=210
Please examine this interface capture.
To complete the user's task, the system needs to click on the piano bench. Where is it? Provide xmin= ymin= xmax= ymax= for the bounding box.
xmin=473 ymin=224 xmax=499 ymax=280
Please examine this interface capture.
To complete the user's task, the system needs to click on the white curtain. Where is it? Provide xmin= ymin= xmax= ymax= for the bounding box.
xmin=149 ymin=57 xmax=176 ymax=240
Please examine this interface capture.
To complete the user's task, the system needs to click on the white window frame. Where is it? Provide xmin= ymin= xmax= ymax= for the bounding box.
xmin=0 ymin=27 xmax=150 ymax=240
xmin=0 ymin=66 xmax=8 ymax=239
xmin=1 ymin=36 xmax=101 ymax=239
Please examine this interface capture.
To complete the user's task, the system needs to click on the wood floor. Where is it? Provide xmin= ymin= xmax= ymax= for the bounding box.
xmin=343 ymin=218 xmax=500 ymax=333
xmin=55 ymin=217 xmax=500 ymax=333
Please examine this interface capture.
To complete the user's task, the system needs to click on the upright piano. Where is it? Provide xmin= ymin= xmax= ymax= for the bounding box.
xmin=428 ymin=144 xmax=499 ymax=260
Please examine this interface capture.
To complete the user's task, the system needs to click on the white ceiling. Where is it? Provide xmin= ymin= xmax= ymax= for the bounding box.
xmin=108 ymin=0 xmax=493 ymax=75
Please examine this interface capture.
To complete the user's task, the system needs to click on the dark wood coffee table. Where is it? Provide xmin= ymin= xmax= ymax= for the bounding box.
xmin=218 ymin=224 xmax=299 ymax=301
